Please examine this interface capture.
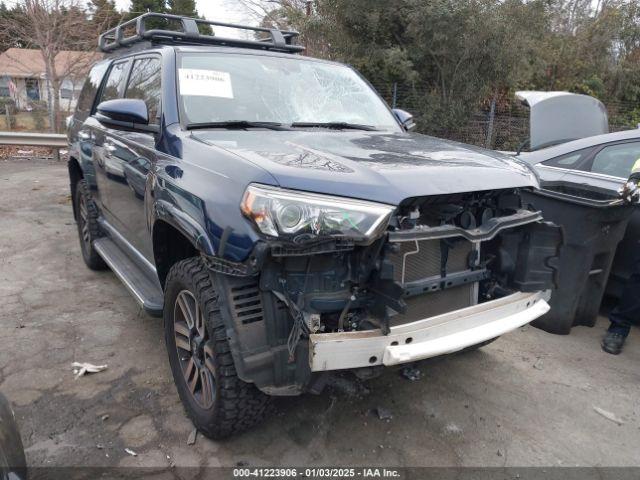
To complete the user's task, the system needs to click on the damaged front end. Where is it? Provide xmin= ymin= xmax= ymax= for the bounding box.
xmin=205 ymin=185 xmax=562 ymax=395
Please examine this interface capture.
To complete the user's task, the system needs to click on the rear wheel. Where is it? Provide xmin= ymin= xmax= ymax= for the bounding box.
xmin=74 ymin=179 xmax=107 ymax=270
xmin=164 ymin=257 xmax=270 ymax=439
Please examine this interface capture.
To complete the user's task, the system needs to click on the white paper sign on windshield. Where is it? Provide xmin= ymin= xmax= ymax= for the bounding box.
xmin=178 ymin=68 xmax=234 ymax=98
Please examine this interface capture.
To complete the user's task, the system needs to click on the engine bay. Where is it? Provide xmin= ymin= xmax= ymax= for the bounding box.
xmin=255 ymin=189 xmax=561 ymax=349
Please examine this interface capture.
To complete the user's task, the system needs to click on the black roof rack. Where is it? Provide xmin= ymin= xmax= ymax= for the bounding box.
xmin=98 ymin=13 xmax=305 ymax=54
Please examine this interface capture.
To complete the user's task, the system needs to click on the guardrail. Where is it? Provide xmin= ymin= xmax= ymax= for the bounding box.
xmin=0 ymin=131 xmax=68 ymax=148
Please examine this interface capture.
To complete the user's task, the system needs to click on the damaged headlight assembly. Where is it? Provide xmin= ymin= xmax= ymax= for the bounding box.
xmin=241 ymin=184 xmax=395 ymax=243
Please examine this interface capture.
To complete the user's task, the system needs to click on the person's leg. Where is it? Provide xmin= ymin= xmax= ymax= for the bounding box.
xmin=603 ymin=256 xmax=640 ymax=354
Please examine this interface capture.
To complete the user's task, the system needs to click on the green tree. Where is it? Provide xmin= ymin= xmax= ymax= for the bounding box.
xmin=167 ymin=0 xmax=212 ymax=34
xmin=167 ymin=0 xmax=197 ymax=16
xmin=127 ymin=0 xmax=165 ymax=29
xmin=89 ymin=0 xmax=121 ymax=32
xmin=126 ymin=0 xmax=212 ymax=34
xmin=128 ymin=0 xmax=165 ymax=16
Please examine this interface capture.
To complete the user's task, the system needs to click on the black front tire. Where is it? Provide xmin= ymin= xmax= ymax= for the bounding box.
xmin=164 ymin=257 xmax=270 ymax=439
xmin=74 ymin=179 xmax=107 ymax=271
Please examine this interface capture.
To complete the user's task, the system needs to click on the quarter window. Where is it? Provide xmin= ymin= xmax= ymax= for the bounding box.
xmin=589 ymin=142 xmax=640 ymax=178
xmin=541 ymin=148 xmax=592 ymax=170
xmin=125 ymin=57 xmax=161 ymax=124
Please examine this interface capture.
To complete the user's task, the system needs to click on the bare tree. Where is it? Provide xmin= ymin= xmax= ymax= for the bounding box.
xmin=0 ymin=0 xmax=111 ymax=132
xmin=236 ymin=0 xmax=332 ymax=58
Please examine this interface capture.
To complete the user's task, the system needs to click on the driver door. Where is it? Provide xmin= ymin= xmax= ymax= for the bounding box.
xmin=100 ymin=55 xmax=162 ymax=262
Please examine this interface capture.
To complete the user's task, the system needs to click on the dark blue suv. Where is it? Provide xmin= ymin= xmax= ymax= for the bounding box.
xmin=68 ymin=13 xmax=561 ymax=438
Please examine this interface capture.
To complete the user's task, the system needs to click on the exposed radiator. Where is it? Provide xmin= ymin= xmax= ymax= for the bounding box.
xmin=388 ymin=239 xmax=473 ymax=283
xmin=390 ymin=284 xmax=475 ymax=325
xmin=387 ymin=239 xmax=478 ymax=325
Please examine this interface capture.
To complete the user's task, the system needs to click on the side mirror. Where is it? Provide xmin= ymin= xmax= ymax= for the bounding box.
xmin=95 ymin=99 xmax=158 ymax=133
xmin=392 ymin=108 xmax=416 ymax=131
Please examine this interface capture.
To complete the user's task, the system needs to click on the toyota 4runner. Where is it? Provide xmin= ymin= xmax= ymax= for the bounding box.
xmin=67 ymin=13 xmax=561 ymax=438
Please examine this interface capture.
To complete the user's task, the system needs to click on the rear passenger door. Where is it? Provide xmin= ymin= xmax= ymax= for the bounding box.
xmin=99 ymin=55 xmax=162 ymax=262
xmin=69 ymin=61 xmax=110 ymax=204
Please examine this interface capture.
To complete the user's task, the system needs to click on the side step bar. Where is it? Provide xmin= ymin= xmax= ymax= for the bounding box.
xmin=94 ymin=237 xmax=164 ymax=317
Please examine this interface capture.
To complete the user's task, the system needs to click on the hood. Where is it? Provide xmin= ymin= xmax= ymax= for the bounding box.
xmin=516 ymin=91 xmax=609 ymax=151
xmin=192 ymin=130 xmax=539 ymax=205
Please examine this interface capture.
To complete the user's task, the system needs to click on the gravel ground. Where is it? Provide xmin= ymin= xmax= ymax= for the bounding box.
xmin=1 ymin=158 xmax=639 ymax=471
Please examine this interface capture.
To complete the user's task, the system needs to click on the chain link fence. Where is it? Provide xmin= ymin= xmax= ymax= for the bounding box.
xmin=372 ymin=81 xmax=640 ymax=152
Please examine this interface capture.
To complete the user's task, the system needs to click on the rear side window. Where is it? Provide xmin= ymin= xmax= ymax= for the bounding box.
xmin=98 ymin=61 xmax=129 ymax=104
xmin=590 ymin=142 xmax=640 ymax=178
xmin=541 ymin=147 xmax=592 ymax=170
xmin=76 ymin=62 xmax=109 ymax=115
xmin=125 ymin=57 xmax=161 ymax=124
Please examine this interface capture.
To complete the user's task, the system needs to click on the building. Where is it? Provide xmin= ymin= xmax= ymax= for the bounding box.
xmin=0 ymin=48 xmax=101 ymax=111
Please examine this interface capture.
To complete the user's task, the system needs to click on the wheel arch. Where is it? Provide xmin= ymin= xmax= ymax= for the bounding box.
xmin=68 ymin=156 xmax=83 ymax=220
xmin=151 ymin=209 xmax=215 ymax=289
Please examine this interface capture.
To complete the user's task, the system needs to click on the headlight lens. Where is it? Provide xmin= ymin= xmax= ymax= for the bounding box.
xmin=241 ymin=184 xmax=395 ymax=242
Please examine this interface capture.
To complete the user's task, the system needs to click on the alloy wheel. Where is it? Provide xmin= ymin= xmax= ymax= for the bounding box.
xmin=173 ymin=290 xmax=216 ymax=410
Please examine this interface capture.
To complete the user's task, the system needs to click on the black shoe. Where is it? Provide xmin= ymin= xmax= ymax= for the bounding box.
xmin=601 ymin=332 xmax=626 ymax=355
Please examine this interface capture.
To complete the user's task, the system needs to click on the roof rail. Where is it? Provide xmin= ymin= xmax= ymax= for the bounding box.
xmin=98 ymin=13 xmax=305 ymax=54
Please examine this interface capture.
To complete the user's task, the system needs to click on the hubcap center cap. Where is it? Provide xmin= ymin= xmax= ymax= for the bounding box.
xmin=191 ymin=335 xmax=204 ymax=361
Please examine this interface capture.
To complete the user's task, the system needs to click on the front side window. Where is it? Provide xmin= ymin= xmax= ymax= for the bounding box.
xmin=125 ymin=57 xmax=161 ymax=123
xmin=77 ymin=62 xmax=109 ymax=114
xmin=177 ymin=53 xmax=400 ymax=131
xmin=99 ymin=61 xmax=129 ymax=103
xmin=590 ymin=142 xmax=640 ymax=178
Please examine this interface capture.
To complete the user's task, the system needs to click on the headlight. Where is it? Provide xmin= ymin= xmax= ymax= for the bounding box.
xmin=241 ymin=184 xmax=395 ymax=243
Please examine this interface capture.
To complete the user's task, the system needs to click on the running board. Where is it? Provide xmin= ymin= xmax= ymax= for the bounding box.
xmin=93 ymin=237 xmax=164 ymax=317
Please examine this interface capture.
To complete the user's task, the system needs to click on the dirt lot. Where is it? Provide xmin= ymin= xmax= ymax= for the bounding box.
xmin=1 ymin=158 xmax=639 ymax=471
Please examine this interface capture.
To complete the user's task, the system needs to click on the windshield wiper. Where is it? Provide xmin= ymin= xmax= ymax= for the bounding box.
xmin=290 ymin=122 xmax=378 ymax=131
xmin=186 ymin=120 xmax=289 ymax=131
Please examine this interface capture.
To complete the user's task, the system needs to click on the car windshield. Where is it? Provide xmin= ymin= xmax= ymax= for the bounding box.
xmin=177 ymin=52 xmax=401 ymax=131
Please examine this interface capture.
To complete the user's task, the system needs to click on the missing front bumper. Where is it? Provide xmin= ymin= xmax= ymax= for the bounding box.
xmin=308 ymin=290 xmax=550 ymax=371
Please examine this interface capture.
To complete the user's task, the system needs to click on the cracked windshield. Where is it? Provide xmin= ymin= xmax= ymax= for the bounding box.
xmin=178 ymin=53 xmax=401 ymax=131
